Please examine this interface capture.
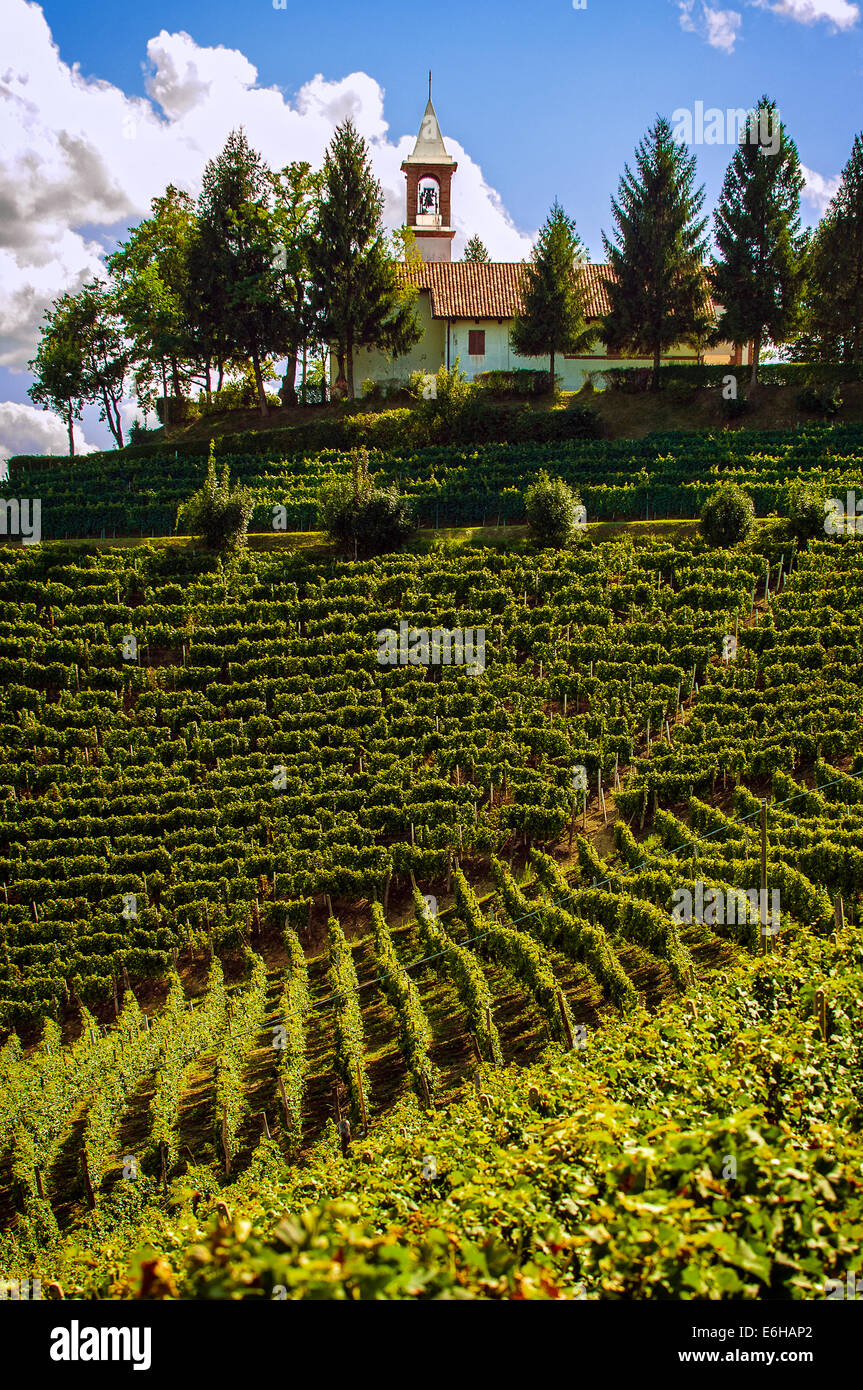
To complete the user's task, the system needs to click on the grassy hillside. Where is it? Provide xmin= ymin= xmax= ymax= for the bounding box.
xmin=141 ymin=380 xmax=863 ymax=449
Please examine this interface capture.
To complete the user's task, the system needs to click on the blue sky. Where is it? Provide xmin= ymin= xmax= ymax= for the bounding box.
xmin=2 ymin=0 xmax=862 ymax=454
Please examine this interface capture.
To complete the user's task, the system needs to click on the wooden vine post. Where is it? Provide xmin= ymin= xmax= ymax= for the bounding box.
xmin=356 ymin=1061 xmax=368 ymax=1131
xmin=81 ymin=1147 xmax=96 ymax=1211
xmin=557 ymin=990 xmax=574 ymax=1051
xmin=221 ymin=1106 xmax=231 ymax=1176
xmin=278 ymin=1076 xmax=291 ymax=1132
xmin=760 ymin=798 xmax=769 ymax=956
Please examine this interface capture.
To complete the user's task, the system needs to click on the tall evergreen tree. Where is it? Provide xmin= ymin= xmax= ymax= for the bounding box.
xmin=463 ymin=236 xmax=491 ymax=263
xmin=711 ymin=97 xmax=806 ymax=386
xmin=797 ymin=133 xmax=863 ymax=367
xmin=510 ymin=200 xmax=596 ymax=388
xmin=308 ymin=119 xmax=421 ymax=399
xmin=603 ymin=117 xmax=710 ymax=390
xmin=188 ymin=129 xmax=289 ymax=416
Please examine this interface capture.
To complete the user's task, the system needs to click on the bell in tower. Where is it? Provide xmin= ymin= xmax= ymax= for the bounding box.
xmin=401 ymin=75 xmax=457 ymax=262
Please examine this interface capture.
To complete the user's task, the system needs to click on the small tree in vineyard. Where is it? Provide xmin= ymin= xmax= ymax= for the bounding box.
xmin=700 ymin=484 xmax=755 ymax=547
xmin=525 ymin=471 xmax=583 ymax=548
xmin=179 ymin=442 xmax=254 ymax=551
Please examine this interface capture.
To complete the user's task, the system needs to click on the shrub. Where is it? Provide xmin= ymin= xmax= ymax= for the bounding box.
xmin=720 ymin=394 xmax=749 ymax=419
xmin=126 ymin=420 xmax=161 ymax=446
xmin=197 ymin=386 xmax=281 ymax=417
xmin=795 ymin=384 xmax=842 ymax=416
xmin=700 ymin=484 xmax=755 ymax=547
xmin=666 ymin=380 xmax=699 ymax=405
xmin=525 ymin=470 xmax=582 ymax=548
xmin=177 ymin=442 xmax=254 ymax=551
xmin=317 ymin=446 xmax=417 ymax=557
xmin=155 ymin=396 xmax=198 ymax=426
xmin=786 ymin=481 xmax=828 ymax=543
xmin=474 ymin=369 xmax=553 ymax=397
xmin=603 ymin=368 xmax=653 ymax=394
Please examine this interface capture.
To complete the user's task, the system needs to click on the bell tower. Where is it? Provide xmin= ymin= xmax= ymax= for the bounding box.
xmin=401 ymin=75 xmax=457 ymax=262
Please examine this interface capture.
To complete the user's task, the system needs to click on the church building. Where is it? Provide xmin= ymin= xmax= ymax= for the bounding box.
xmin=346 ymin=89 xmax=749 ymax=394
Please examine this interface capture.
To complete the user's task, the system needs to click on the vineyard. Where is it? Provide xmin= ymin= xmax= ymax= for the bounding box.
xmin=2 ymin=514 xmax=863 ymax=1299
xmin=0 ymin=534 xmax=785 ymax=1021
xmin=6 ymin=420 xmax=863 ymax=536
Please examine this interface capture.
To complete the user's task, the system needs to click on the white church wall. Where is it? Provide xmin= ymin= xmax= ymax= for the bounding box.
xmin=338 ymin=294 xmax=748 ymax=394
xmin=344 ymin=292 xmax=446 ymax=394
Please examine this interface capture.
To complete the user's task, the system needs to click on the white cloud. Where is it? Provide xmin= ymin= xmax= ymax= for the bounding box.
xmin=751 ymin=0 xmax=859 ymax=29
xmin=0 ymin=3 xmax=534 ymax=383
xmin=801 ymin=164 xmax=842 ymax=214
xmin=678 ymin=1 xmax=743 ymax=49
xmin=0 ymin=400 xmax=95 ymax=466
xmin=704 ymin=6 xmax=744 ymax=47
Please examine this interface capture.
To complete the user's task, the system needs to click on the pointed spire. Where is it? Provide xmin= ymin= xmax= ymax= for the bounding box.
xmin=404 ymin=84 xmax=453 ymax=164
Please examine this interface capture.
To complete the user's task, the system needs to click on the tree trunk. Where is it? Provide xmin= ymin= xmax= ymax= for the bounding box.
xmin=113 ymin=394 xmax=124 ymax=448
xmin=749 ymin=331 xmax=761 ymax=388
xmin=282 ymin=344 xmax=299 ymax=408
xmin=320 ymin=350 xmax=328 ymax=403
xmin=170 ymin=356 xmax=182 ymax=399
xmin=346 ymin=331 xmax=355 ymax=401
xmin=66 ymin=405 xmax=75 ymax=458
xmin=217 ymin=361 xmax=225 ymax=392
xmin=251 ymin=348 xmax=268 ymax=417
xmin=102 ymin=389 xmax=123 ymax=449
xmin=651 ymin=344 xmax=661 ymax=391
xmin=549 ymin=348 xmax=555 ymax=392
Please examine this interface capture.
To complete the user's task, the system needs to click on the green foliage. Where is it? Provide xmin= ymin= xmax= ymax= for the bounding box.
xmin=107 ymin=186 xmax=199 ymax=418
xmin=473 ymin=369 xmax=552 ymax=397
xmin=793 ymin=133 xmax=863 ymax=368
xmin=277 ymin=929 xmax=310 ymax=1152
xmin=316 ymin=446 xmax=417 ymax=556
xmin=326 ymin=916 xmax=370 ymax=1129
xmin=510 ymin=200 xmax=596 ymax=385
xmin=28 ymin=279 xmax=130 ymax=450
xmin=603 ymin=116 xmax=711 ymax=387
xmin=795 ymin=384 xmax=842 ymax=416
xmin=149 ymin=961 xmax=227 ymax=1171
xmin=786 ymin=480 xmax=828 ymax=542
xmin=27 ymin=294 xmax=86 ymax=456
xmin=9 ymin=929 xmax=863 ymax=1300
xmin=493 ymin=856 xmax=632 ymax=1012
xmin=413 ymin=888 xmax=502 ymax=1065
xmin=711 ymin=98 xmax=806 ymax=383
xmin=213 ymin=951 xmax=268 ymax=1166
xmin=524 ymin=470 xmax=582 ymax=548
xmin=700 ymin=483 xmax=755 ymax=547
xmin=462 ymin=235 xmax=491 ymax=263
xmin=187 ymin=130 xmax=291 ymax=418
xmin=370 ymin=904 xmax=436 ymax=1104
xmin=309 ymin=119 xmax=421 ymax=400
xmin=178 ymin=441 xmax=254 ymax=551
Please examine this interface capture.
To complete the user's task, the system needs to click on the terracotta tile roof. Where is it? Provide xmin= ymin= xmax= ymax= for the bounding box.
xmin=399 ymin=260 xmax=718 ymax=323
xmin=399 ymin=260 xmax=614 ymax=321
